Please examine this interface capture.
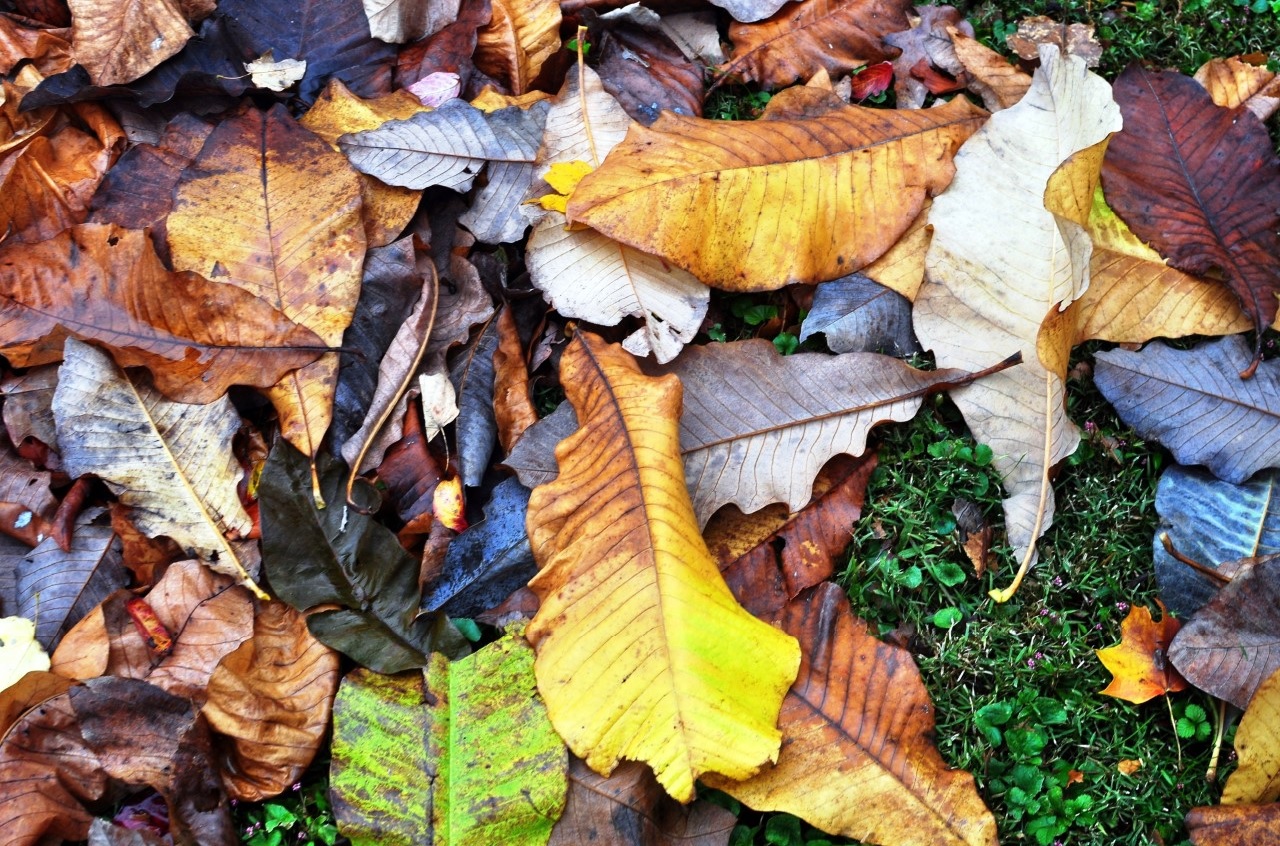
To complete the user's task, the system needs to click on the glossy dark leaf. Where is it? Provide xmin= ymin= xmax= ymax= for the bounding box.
xmin=259 ymin=440 xmax=468 ymax=672
xmin=449 ymin=315 xmax=500 ymax=487
xmin=422 ymin=476 xmax=533 ymax=618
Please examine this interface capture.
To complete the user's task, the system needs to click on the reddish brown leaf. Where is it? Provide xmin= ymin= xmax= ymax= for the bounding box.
xmin=1096 ymin=602 xmax=1187 ymax=704
xmin=108 ymin=503 xmax=184 ymax=587
xmin=1101 ymin=65 xmax=1280 ymax=376
xmin=720 ymin=0 xmax=912 ymax=90
xmin=493 ymin=305 xmax=537 ymax=454
xmin=591 ymin=9 xmax=704 ymax=124
xmin=706 ymin=453 xmax=877 ymax=622
xmin=1187 ymin=802 xmax=1280 ymax=845
xmin=911 ymin=57 xmax=965 ymax=94
xmin=0 ymin=500 xmax=55 ymax=546
xmin=66 ymin=0 xmax=193 ymax=87
xmin=849 ymin=61 xmax=893 ymax=99
xmin=396 ymin=0 xmax=491 ymax=92
xmin=49 ymin=475 xmax=91 ymax=551
xmin=0 ymin=15 xmax=72 ymax=75
xmin=0 ymin=669 xmax=72 ymax=737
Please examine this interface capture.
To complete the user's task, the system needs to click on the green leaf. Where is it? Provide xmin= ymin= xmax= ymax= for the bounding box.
xmin=932 ymin=606 xmax=963 ymax=628
xmin=976 ymin=701 xmax=1014 ymax=727
xmin=259 ymin=441 xmax=468 ymax=673
xmin=331 ymin=633 xmax=568 ymax=846
xmin=929 ymin=561 xmax=967 ymax=587
xmin=765 ymin=814 xmax=803 ymax=846
xmin=265 ymin=803 xmax=298 ymax=832
xmin=1176 ymin=717 xmax=1196 ymax=738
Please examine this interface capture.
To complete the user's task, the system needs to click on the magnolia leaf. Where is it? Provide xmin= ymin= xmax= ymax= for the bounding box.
xmin=363 ymin=0 xmax=460 ymax=43
xmin=1168 ymin=555 xmax=1280 ymax=710
xmin=1222 ymin=666 xmax=1280 ymax=805
xmin=704 ymin=583 xmax=997 ymax=846
xmin=913 ymin=46 xmax=1120 ymax=601
xmin=473 ymin=0 xmax=560 ymax=94
xmin=52 ymin=339 xmax=259 ymax=593
xmin=549 ymin=757 xmax=735 ymax=846
xmin=0 ymin=615 xmax=50 ymax=692
xmin=1096 ymin=603 xmax=1188 ymax=704
xmin=449 ymin=316 xmax=500 ymax=487
xmin=1101 ymin=65 xmax=1280 ymax=376
xmin=244 ymin=53 xmax=307 ymax=91
xmin=422 ymin=476 xmax=534 ymax=618
xmin=50 ymin=560 xmax=255 ymax=703
xmin=16 ymin=507 xmax=125 ymax=653
xmin=458 ymin=100 xmax=551 ymax=243
xmin=719 ymin=0 xmax=911 ymax=90
xmin=299 ymin=80 xmax=428 ymax=247
xmin=1152 ymin=465 xmax=1280 ymax=617
xmin=527 ymin=63 xmax=708 ymax=363
xmin=67 ymin=0 xmax=192 ymax=86
xmin=331 ymin=635 xmax=567 ymax=845
xmin=0 ymin=224 xmax=328 ymax=403
xmin=259 ymin=441 xmax=467 ymax=673
xmin=525 ymin=331 xmax=800 ymax=802
xmin=339 ymin=99 xmax=544 ymax=192
xmin=168 ymin=104 xmax=365 ymax=468
xmin=1095 ymin=337 xmax=1280 ymax=485
xmin=567 ymin=86 xmax=985 ymax=292
xmin=202 ymin=601 xmax=341 ymax=801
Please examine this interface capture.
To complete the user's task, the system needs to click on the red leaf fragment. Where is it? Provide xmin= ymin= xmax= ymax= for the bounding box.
xmin=849 ymin=61 xmax=893 ymax=100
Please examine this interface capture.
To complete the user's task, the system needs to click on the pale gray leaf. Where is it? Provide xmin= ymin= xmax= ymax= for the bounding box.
xmin=362 ymin=0 xmax=459 ymax=43
xmin=460 ymin=100 xmax=550 ymax=243
xmin=799 ymin=273 xmax=920 ymax=355
xmin=501 ymin=402 xmax=577 ymax=489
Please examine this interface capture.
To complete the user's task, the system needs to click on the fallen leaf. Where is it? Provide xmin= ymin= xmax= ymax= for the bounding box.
xmin=449 ymin=315 xmax=500 ymax=486
xmin=202 ymin=600 xmax=341 ymax=801
xmin=167 ymin=104 xmax=365 ymax=469
xmin=1006 ymin=16 xmax=1101 ymax=67
xmin=373 ymin=405 xmax=445 ymax=527
xmin=798 ymin=273 xmax=920 ymax=356
xmin=331 ymin=634 xmax=567 ymax=844
xmin=1101 ymin=65 xmax=1280 ymax=376
xmin=849 ymin=61 xmax=893 ymax=99
xmin=492 ymin=305 xmax=538 ymax=453
xmin=259 ymin=441 xmax=468 ymax=673
xmin=567 ymin=86 xmax=984 ymax=291
xmin=882 ymin=5 xmax=974 ymax=108
xmin=1195 ymin=56 xmax=1280 ymax=122
xmin=363 ymin=0 xmax=460 ymax=43
xmin=1117 ymin=759 xmax=1143 ymax=776
xmin=395 ymin=0 xmax=491 ymax=94
xmin=1222 ymin=666 xmax=1280 ymax=805
xmin=0 ymin=615 xmax=50 ymax=692
xmin=913 ymin=46 xmax=1120 ymax=600
xmin=433 ymin=475 xmax=467 ymax=532
xmin=591 ymin=6 xmax=704 ymax=124
xmin=718 ymin=0 xmax=912 ymax=90
xmin=0 ymin=15 xmax=72 ymax=76
xmin=525 ymin=331 xmax=800 ymax=802
xmin=0 ymin=224 xmax=329 ymax=403
xmin=549 ymin=757 xmax=735 ymax=846
xmin=408 ymin=70 xmax=461 ymax=104
xmin=420 ymin=371 xmax=460 ymax=442
xmin=1095 ymin=337 xmax=1280 ymax=484
xmin=473 ymin=0 xmax=560 ymax=94
xmin=704 ymin=582 xmax=998 ymax=846
xmin=706 ymin=0 xmax=789 ymax=23
xmin=1187 ymin=801 xmax=1280 ymax=844
xmin=949 ymin=27 xmax=1031 ymax=110
xmin=1168 ymin=555 xmax=1280 ymax=710
xmin=1096 ymin=602 xmax=1187 ymax=704
xmin=67 ymin=0 xmax=192 ymax=86
xmin=0 ymin=367 xmax=58 ymax=450
xmin=244 ymin=52 xmax=307 ymax=91
xmin=52 ymin=339 xmax=260 ymax=593
xmin=657 ymin=10 xmax=725 ymax=65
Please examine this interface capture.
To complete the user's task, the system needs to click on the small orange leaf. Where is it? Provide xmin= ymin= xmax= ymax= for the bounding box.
xmin=1117 ymin=759 xmax=1143 ymax=776
xmin=1096 ymin=603 xmax=1187 ymax=704
xmin=124 ymin=597 xmax=174 ymax=658
xmin=433 ymin=476 xmax=467 ymax=532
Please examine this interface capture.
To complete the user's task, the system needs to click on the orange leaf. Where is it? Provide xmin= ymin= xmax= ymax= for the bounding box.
xmin=1096 ymin=603 xmax=1188 ymax=704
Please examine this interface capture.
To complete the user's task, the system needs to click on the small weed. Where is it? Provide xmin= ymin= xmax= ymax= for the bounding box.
xmin=235 ymin=780 xmax=340 ymax=846
xmin=704 ymin=87 xmax=773 ymax=120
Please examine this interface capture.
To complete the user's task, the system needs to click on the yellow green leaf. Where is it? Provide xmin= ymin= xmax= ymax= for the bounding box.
xmin=525 ymin=331 xmax=801 ymax=802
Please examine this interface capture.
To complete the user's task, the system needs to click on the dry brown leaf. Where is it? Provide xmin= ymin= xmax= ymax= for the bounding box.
xmin=0 ymin=16 xmax=72 ymax=75
xmin=1195 ymin=56 xmax=1280 ymax=124
xmin=913 ymin=46 xmax=1120 ymax=600
xmin=719 ymin=0 xmax=912 ymax=90
xmin=492 ymin=305 xmax=537 ymax=454
xmin=1006 ymin=16 xmax=1101 ymax=67
xmin=474 ymin=0 xmax=560 ymax=94
xmin=167 ymin=105 xmax=365 ymax=475
xmin=949 ymin=26 xmax=1032 ymax=111
xmin=704 ymin=583 xmax=997 ymax=845
xmin=568 ymin=87 xmax=984 ymax=292
xmin=67 ymin=0 xmax=192 ymax=86
xmin=203 ymin=601 xmax=341 ymax=801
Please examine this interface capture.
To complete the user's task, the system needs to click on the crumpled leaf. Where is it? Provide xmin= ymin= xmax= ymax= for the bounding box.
xmin=718 ymin=0 xmax=912 ymax=90
xmin=1006 ymin=16 xmax=1101 ymax=67
xmin=259 ymin=441 xmax=467 ymax=673
xmin=167 ymin=104 xmax=365 ymax=468
xmin=331 ymin=634 xmax=567 ymax=845
xmin=656 ymin=10 xmax=725 ymax=66
xmin=799 ymin=273 xmax=920 ymax=356
xmin=549 ymin=757 xmax=735 ymax=846
xmin=913 ymin=46 xmax=1120 ymax=600
xmin=568 ymin=86 xmax=984 ymax=292
xmin=1095 ymin=603 xmax=1187 ymax=704
xmin=363 ymin=0 xmax=460 ymax=43
xmin=473 ymin=0 xmax=559 ymax=94
xmin=0 ymin=615 xmax=50 ymax=692
xmin=525 ymin=331 xmax=800 ymax=802
xmin=422 ymin=476 xmax=534 ymax=618
xmin=67 ymin=0 xmax=192 ymax=86
xmin=1222 ymin=666 xmax=1280 ymax=805
xmin=1168 ymin=555 xmax=1280 ymax=710
xmin=16 ymin=507 xmax=125 ymax=653
xmin=202 ymin=601 xmax=341 ymax=801
xmin=0 ymin=15 xmax=72 ymax=76
xmin=949 ymin=27 xmax=1031 ymax=110
xmin=1101 ymin=65 xmax=1280 ymax=376
xmin=882 ymin=5 xmax=974 ymax=109
xmin=1195 ymin=56 xmax=1280 ymax=122
xmin=1152 ymin=465 xmax=1280 ymax=618
xmin=52 ymin=339 xmax=259 ymax=592
xmin=0 ymin=224 xmax=328 ymax=403
xmin=50 ymin=559 xmax=255 ymax=702
xmin=704 ymin=582 xmax=998 ymax=846
xmin=526 ymin=62 xmax=708 ymax=363
xmin=244 ymin=53 xmax=307 ymax=91
xmin=591 ymin=6 xmax=704 ymax=125
xmin=1095 ymin=336 xmax=1280 ymax=485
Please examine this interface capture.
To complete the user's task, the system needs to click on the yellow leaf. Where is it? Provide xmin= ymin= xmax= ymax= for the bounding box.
xmin=567 ymin=87 xmax=984 ymax=291
xmin=474 ymin=0 xmax=561 ymax=95
xmin=530 ymin=161 xmax=593 ymax=213
xmin=525 ymin=331 xmax=800 ymax=802
xmin=1223 ymin=666 xmax=1280 ymax=804
xmin=0 ymin=616 xmax=50 ymax=693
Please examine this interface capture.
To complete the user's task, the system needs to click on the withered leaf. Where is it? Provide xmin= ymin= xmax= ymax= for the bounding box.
xmin=67 ymin=0 xmax=192 ymax=86
xmin=1096 ymin=603 xmax=1188 ymax=704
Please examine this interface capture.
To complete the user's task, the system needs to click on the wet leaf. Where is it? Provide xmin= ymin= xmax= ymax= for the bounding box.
xmin=525 ymin=331 xmax=800 ymax=802
xmin=704 ymin=582 xmax=998 ymax=846
xmin=1096 ymin=603 xmax=1187 ymax=704
xmin=591 ymin=7 xmax=704 ymax=124
xmin=799 ymin=273 xmax=920 ymax=356
xmin=331 ymin=634 xmax=567 ymax=845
